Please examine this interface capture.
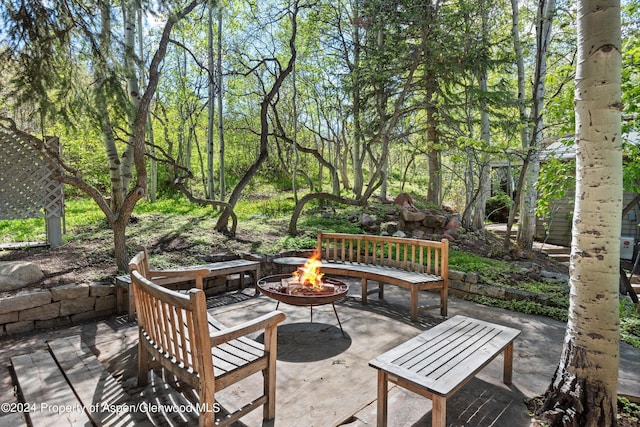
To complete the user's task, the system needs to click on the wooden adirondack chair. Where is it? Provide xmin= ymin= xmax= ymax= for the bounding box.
xmin=129 ymin=269 xmax=285 ymax=426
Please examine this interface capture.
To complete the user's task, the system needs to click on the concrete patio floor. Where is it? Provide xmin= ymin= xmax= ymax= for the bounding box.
xmin=0 ymin=277 xmax=638 ymax=426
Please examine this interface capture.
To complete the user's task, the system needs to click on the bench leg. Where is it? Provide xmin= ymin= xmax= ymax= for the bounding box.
xmin=252 ymin=267 xmax=260 ymax=296
xmin=432 ymin=395 xmax=446 ymax=427
xmin=379 ymin=282 xmax=384 ymax=299
xmin=440 ymin=285 xmax=448 ymax=317
xmin=503 ymin=342 xmax=514 ymax=385
xmin=128 ymin=289 xmax=136 ymax=322
xmin=116 ymin=286 xmax=125 ymax=314
xmin=377 ymin=370 xmax=388 ymax=427
xmin=410 ymin=287 xmax=418 ymax=322
xmin=362 ymin=278 xmax=368 ymax=305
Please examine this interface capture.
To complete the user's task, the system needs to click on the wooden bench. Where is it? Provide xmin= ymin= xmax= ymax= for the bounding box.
xmin=130 ymin=269 xmax=285 ymax=427
xmin=116 ymin=254 xmax=261 ymax=321
xmin=369 ymin=315 xmax=521 ymax=427
xmin=317 ymin=231 xmax=449 ymax=321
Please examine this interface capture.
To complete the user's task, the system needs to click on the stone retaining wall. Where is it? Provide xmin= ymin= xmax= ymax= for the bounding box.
xmin=0 ymin=264 xmax=552 ymax=337
xmin=0 ymin=282 xmax=115 ymax=336
xmin=448 ymin=269 xmax=553 ymax=305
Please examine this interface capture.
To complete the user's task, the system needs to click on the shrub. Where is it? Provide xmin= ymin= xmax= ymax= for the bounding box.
xmin=485 ymin=192 xmax=512 ymax=223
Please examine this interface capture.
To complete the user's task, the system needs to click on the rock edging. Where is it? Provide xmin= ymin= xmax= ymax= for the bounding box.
xmin=0 ymin=282 xmax=115 ymax=336
xmin=448 ymin=269 xmax=556 ymax=306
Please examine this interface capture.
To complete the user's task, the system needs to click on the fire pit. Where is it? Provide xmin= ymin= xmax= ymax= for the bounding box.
xmin=258 ymin=275 xmax=349 ymax=306
xmin=258 ymin=253 xmax=349 ymax=336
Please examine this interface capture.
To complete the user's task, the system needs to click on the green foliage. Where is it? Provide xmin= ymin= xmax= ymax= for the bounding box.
xmin=622 ymin=140 xmax=640 ymax=194
xmin=449 ymin=250 xmax=516 ymax=276
xmin=465 ymin=295 xmax=569 ymax=321
xmin=536 ymin=157 xmax=575 ymax=220
xmin=485 ymin=192 xmax=511 ymax=223
xmin=0 ymin=197 xmax=106 ymax=243
xmin=134 ymin=197 xmax=215 ymax=216
xmin=620 ymin=299 xmax=640 ymax=349
xmin=0 ymin=217 xmax=46 ymax=243
xmin=618 ymin=396 xmax=640 ymax=423
xmin=260 ymin=232 xmax=317 ymax=254
xmin=255 ymin=198 xmax=295 ymax=218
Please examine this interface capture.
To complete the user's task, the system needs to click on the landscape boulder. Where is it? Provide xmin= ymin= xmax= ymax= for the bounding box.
xmin=401 ymin=208 xmax=426 ymax=222
xmin=423 ymin=214 xmax=447 ymax=229
xmin=0 ymin=261 xmax=45 ymax=292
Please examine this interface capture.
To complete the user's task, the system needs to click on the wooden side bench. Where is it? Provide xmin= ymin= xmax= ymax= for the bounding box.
xmin=317 ymin=231 xmax=448 ymax=321
xmin=116 ymin=258 xmax=261 ymax=321
xmin=369 ymin=315 xmax=521 ymax=427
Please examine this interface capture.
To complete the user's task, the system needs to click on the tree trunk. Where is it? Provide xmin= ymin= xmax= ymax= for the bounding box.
xmin=217 ymin=4 xmax=225 ymax=200
xmin=215 ymin=3 xmax=299 ymax=232
xmin=517 ymin=0 xmax=556 ymax=250
xmin=425 ymin=71 xmax=441 ymax=206
xmin=121 ymin=0 xmax=139 ymax=194
xmin=504 ymin=0 xmax=533 ymax=250
xmin=96 ymin=2 xmax=125 ymax=213
xmin=352 ymin=0 xmax=364 ymax=199
xmin=470 ymin=7 xmax=491 ymax=231
xmin=207 ymin=0 xmax=215 ymax=200
xmin=536 ymin=1 xmax=622 ymax=425
xmin=137 ymin=7 xmax=157 ymax=202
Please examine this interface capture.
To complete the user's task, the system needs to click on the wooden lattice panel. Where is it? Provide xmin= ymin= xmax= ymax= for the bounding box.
xmin=0 ymin=128 xmax=64 ymax=220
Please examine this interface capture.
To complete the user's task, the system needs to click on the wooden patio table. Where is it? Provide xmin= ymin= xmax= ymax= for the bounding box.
xmin=369 ymin=315 xmax=521 ymax=427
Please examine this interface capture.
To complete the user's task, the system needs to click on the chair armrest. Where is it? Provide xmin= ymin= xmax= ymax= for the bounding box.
xmin=210 ymin=311 xmax=286 ymax=346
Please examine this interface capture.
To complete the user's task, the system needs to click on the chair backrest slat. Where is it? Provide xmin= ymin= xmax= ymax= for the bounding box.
xmin=130 ymin=270 xmax=206 ymax=378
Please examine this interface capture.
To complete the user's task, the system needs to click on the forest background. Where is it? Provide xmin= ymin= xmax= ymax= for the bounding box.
xmin=0 ymin=0 xmax=639 ymax=271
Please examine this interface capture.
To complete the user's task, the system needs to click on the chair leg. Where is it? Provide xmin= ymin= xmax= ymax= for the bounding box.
xmin=263 ymin=326 xmax=278 ymax=420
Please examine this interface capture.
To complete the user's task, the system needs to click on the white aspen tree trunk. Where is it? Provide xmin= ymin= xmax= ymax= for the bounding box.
xmin=137 ymin=8 xmax=157 ymax=202
xmin=537 ymin=1 xmax=622 ymax=425
xmin=518 ymin=0 xmax=555 ymax=250
xmin=207 ymin=0 xmax=216 ymax=200
xmin=471 ymin=77 xmax=491 ymax=231
xmin=352 ymin=0 xmax=364 ymax=198
xmin=504 ymin=0 xmax=529 ymax=249
xmin=217 ymin=4 xmax=226 ymax=200
xmin=96 ymin=1 xmax=124 ymax=213
xmin=470 ymin=2 xmax=490 ymax=231
xmin=121 ymin=0 xmax=139 ymax=194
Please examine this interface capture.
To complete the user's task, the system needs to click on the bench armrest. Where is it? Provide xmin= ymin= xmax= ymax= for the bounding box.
xmin=210 ymin=311 xmax=286 ymax=346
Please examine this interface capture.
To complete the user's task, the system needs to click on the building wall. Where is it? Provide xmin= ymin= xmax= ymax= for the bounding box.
xmin=535 ymin=189 xmax=640 ymax=248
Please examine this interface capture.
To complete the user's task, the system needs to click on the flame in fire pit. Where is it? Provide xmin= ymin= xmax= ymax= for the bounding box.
xmin=292 ymin=251 xmax=324 ymax=288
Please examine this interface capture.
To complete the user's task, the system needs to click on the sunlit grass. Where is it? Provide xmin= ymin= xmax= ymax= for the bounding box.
xmin=0 ymin=216 xmax=46 ymax=242
xmin=0 ymin=198 xmax=107 ymax=243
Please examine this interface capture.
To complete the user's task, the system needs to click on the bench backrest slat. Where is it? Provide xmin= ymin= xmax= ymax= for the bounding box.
xmin=317 ymin=232 xmax=448 ymax=278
